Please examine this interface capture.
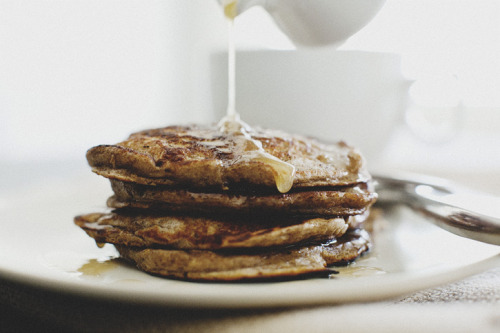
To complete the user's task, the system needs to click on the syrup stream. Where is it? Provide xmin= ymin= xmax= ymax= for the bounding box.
xmin=226 ymin=8 xmax=236 ymax=117
xmin=220 ymin=1 xmax=296 ymax=193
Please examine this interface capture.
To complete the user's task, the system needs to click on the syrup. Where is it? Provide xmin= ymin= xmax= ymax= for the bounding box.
xmin=223 ymin=0 xmax=238 ymax=20
xmin=226 ymin=7 xmax=236 ymax=117
xmin=331 ymin=264 xmax=386 ymax=278
xmin=77 ymin=258 xmax=118 ymax=276
xmin=220 ymin=1 xmax=296 ymax=193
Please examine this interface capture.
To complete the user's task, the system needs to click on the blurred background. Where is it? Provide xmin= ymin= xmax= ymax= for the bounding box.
xmin=0 ymin=0 xmax=499 ymax=192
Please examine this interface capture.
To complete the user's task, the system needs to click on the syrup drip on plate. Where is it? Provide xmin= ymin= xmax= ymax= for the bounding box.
xmin=78 ymin=258 xmax=118 ymax=276
xmin=219 ymin=0 xmax=296 ymax=193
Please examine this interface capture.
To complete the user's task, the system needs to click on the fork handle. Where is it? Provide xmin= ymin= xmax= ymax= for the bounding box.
xmin=374 ymin=173 xmax=500 ymax=246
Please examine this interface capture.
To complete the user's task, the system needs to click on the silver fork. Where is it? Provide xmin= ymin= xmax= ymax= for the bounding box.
xmin=373 ymin=172 xmax=500 ymax=246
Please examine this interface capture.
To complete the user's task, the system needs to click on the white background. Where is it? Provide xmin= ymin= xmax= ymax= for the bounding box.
xmin=1 ymin=0 xmax=499 ymax=176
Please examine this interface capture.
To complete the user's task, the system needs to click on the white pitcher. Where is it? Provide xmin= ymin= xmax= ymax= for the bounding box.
xmin=218 ymin=0 xmax=386 ymax=47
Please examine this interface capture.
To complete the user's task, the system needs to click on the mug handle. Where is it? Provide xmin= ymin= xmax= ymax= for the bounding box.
xmin=405 ymin=74 xmax=463 ymax=143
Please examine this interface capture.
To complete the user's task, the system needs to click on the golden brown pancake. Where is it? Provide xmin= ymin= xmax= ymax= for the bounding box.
xmin=74 ymin=211 xmax=371 ymax=250
xmin=77 ymin=123 xmax=377 ymax=281
xmin=86 ymin=125 xmax=371 ymax=190
xmin=116 ymin=229 xmax=371 ymax=281
xmin=107 ymin=179 xmax=377 ymax=216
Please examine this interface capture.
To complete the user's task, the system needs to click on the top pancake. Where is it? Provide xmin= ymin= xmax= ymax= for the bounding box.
xmin=86 ymin=124 xmax=371 ymax=190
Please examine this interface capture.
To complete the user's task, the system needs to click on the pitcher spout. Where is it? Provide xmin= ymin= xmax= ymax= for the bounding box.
xmin=217 ymin=0 xmax=386 ymax=48
xmin=218 ymin=0 xmax=265 ymax=18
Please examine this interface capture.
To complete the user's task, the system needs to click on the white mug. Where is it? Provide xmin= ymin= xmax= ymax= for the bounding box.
xmin=211 ymin=50 xmax=411 ymax=167
xmin=218 ymin=0 xmax=386 ymax=47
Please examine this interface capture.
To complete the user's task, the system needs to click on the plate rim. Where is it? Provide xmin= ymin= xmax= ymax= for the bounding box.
xmin=1 ymin=250 xmax=499 ymax=309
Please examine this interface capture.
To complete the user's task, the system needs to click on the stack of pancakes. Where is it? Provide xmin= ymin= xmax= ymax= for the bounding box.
xmin=75 ymin=124 xmax=377 ymax=281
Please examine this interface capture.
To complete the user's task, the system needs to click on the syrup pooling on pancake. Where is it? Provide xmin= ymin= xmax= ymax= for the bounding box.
xmin=218 ymin=114 xmax=296 ymax=193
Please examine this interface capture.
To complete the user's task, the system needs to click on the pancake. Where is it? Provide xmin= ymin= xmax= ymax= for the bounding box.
xmin=86 ymin=124 xmax=371 ymax=190
xmin=116 ymin=229 xmax=371 ymax=281
xmin=107 ymin=180 xmax=377 ymax=217
xmin=77 ymin=123 xmax=377 ymax=281
xmin=74 ymin=211 xmax=368 ymax=250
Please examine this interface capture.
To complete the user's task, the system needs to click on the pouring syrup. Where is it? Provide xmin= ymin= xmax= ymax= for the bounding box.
xmin=218 ymin=0 xmax=295 ymax=193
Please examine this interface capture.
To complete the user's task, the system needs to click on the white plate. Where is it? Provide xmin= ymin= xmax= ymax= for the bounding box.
xmin=1 ymin=173 xmax=499 ymax=309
